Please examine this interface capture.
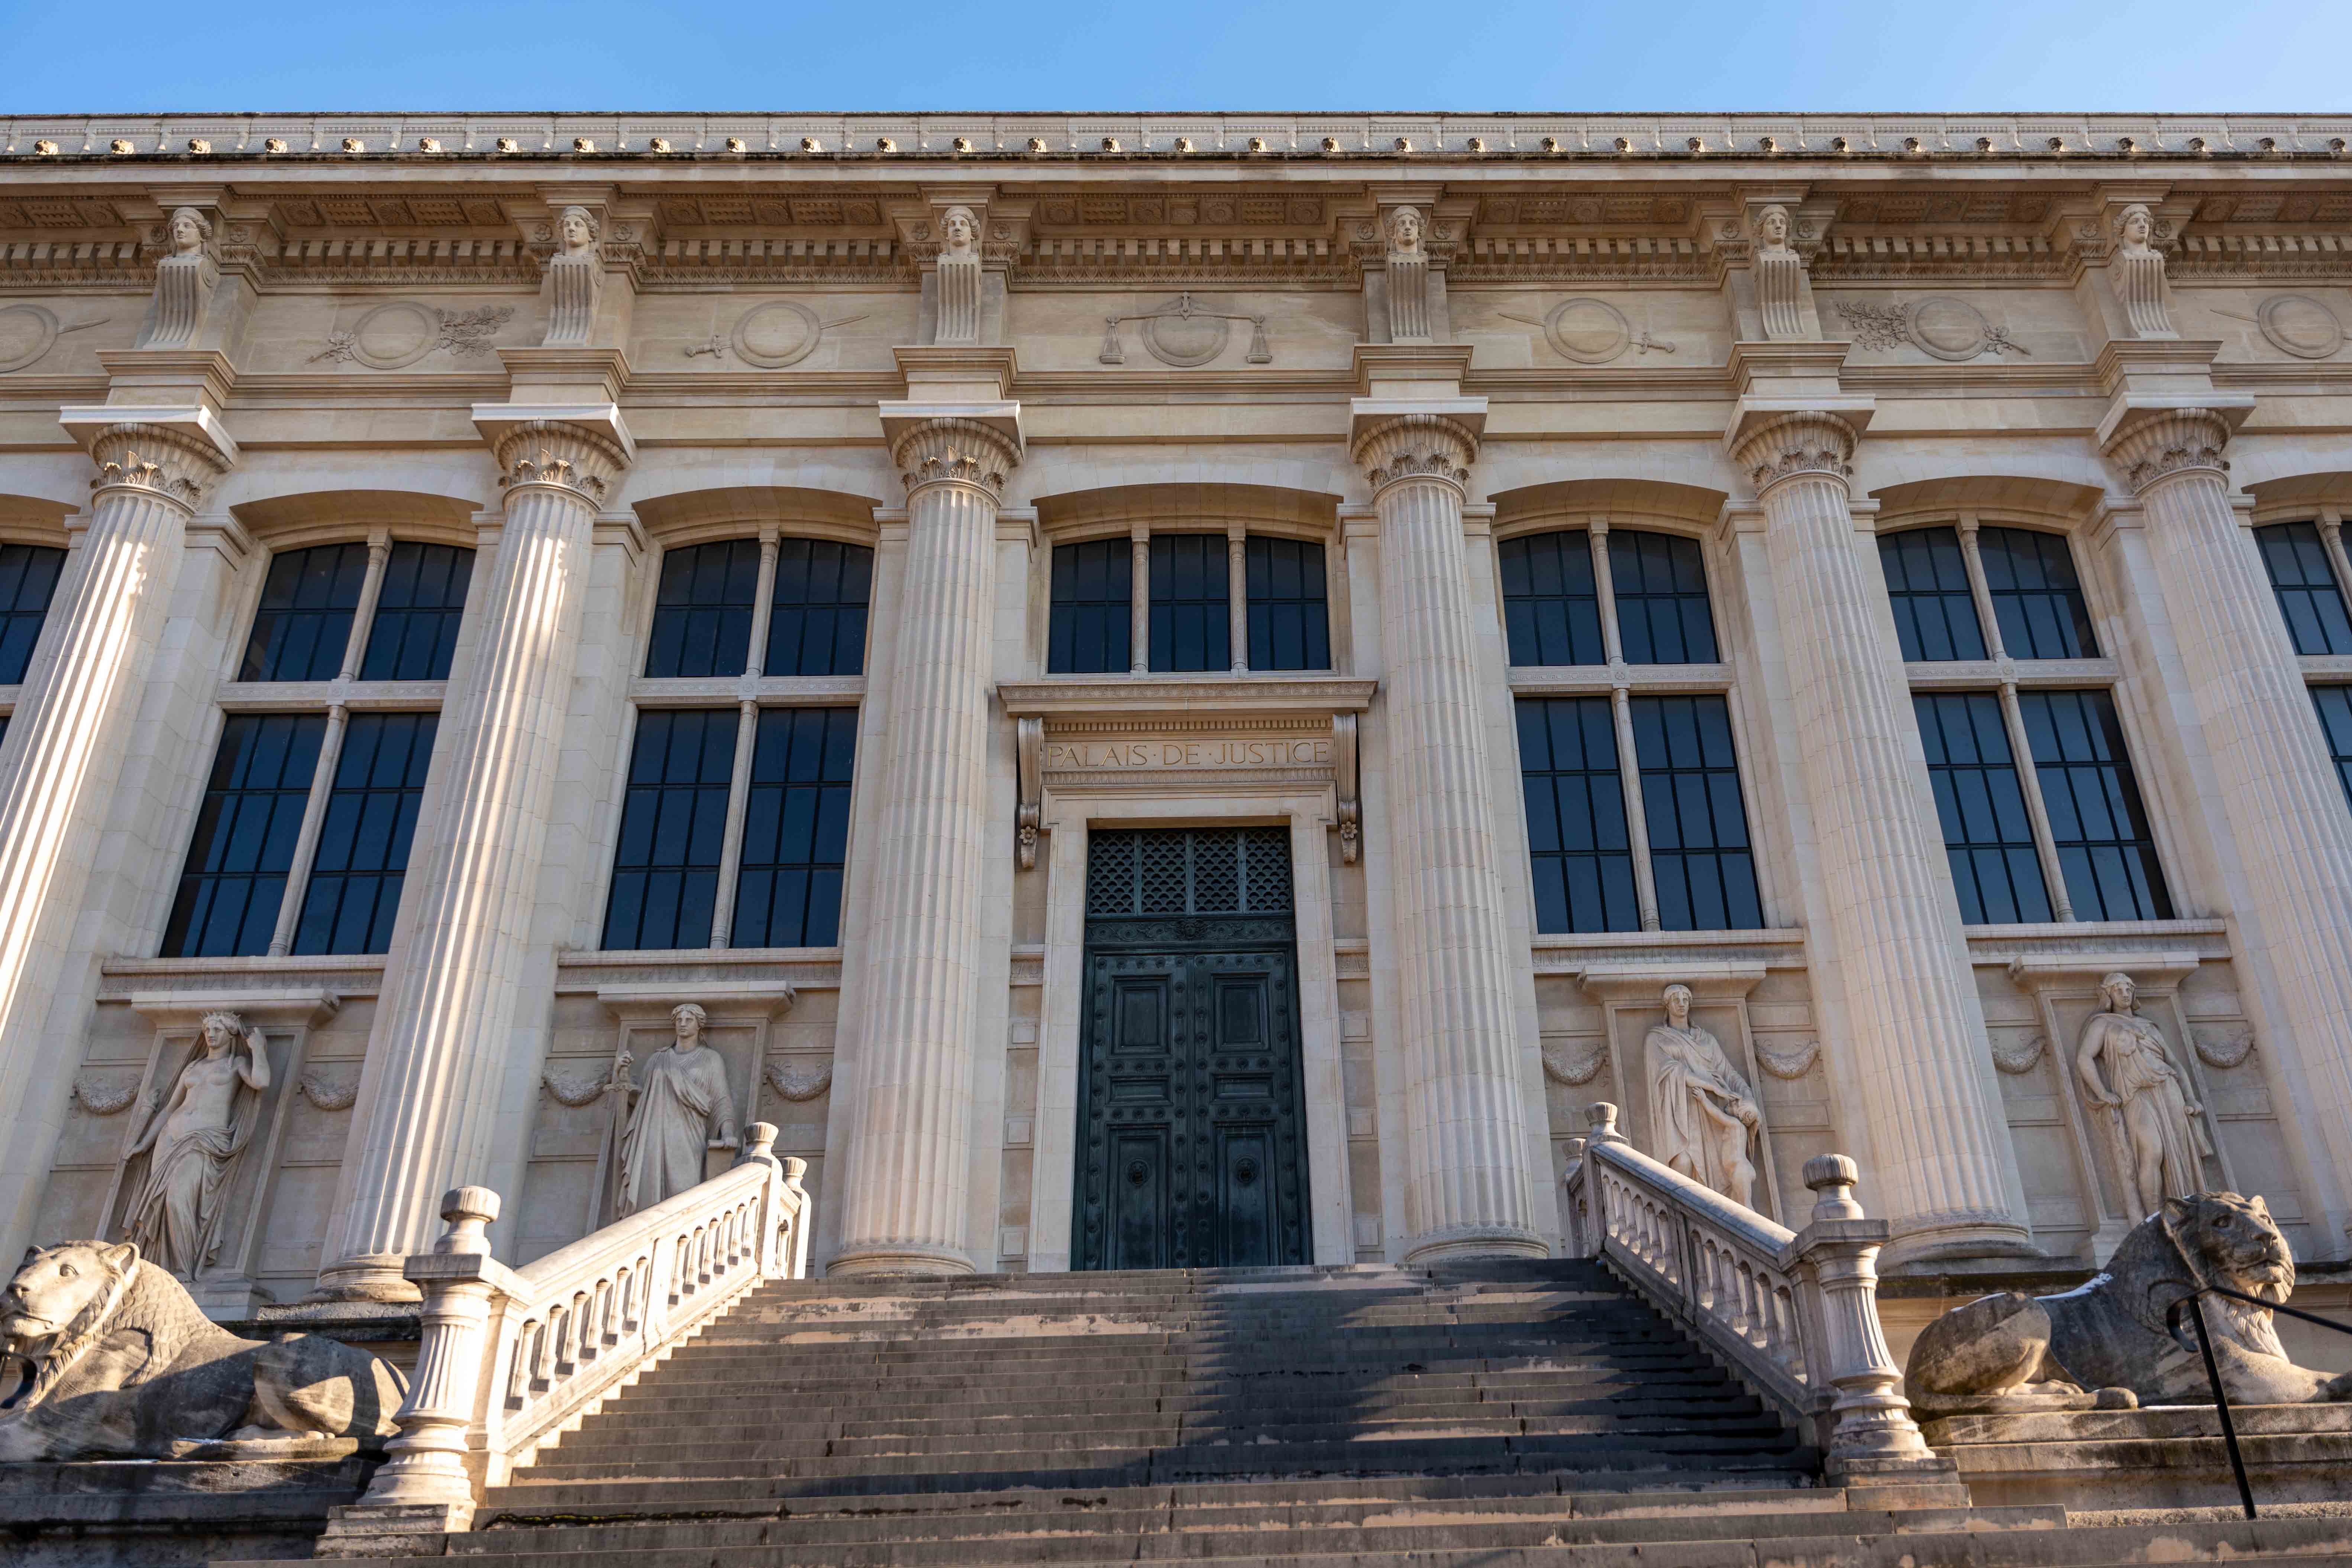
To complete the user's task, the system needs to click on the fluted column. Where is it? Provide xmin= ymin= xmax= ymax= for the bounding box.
xmin=317 ymin=419 xmax=629 ymax=1300
xmin=1354 ymin=414 xmax=1545 ymax=1261
xmin=0 ymin=422 xmax=227 ymax=1154
xmin=1734 ymin=412 xmax=2029 ymax=1258
xmin=831 ymin=417 xmax=1018 ymax=1276
xmin=2105 ymin=407 xmax=2352 ymax=1215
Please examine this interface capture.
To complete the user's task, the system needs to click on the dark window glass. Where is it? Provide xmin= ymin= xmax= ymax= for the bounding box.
xmin=292 ymin=712 xmax=437 ymax=954
xmin=1980 ymin=527 xmax=2098 ymax=660
xmin=359 ymin=543 xmax=473 ymax=681
xmin=1244 ymin=537 xmax=1331 ymax=671
xmin=1148 ymin=533 xmax=1230 ymax=672
xmin=241 ymin=543 xmax=369 ymax=682
xmin=2254 ymin=523 xmax=2352 ymax=656
xmin=1047 ymin=540 xmax=1133 ymax=674
xmin=1609 ymin=531 xmax=1719 ymax=665
xmin=766 ymin=538 xmax=873 ymax=677
xmin=2312 ymin=686 xmax=2352 ymax=809
xmin=0 ymin=543 xmax=67 ymax=685
xmin=1515 ymin=696 xmax=1639 ymax=934
xmin=2019 ymin=689 xmax=2171 ymax=921
xmin=1631 ymin=695 xmax=1762 ymax=931
xmin=1497 ymin=530 xmax=1605 ymax=667
xmin=602 ymin=709 xmax=738 ymax=951
xmin=1914 ymin=692 xmax=2052 ymax=924
xmin=732 ymin=707 xmax=858 ymax=948
xmin=162 ymin=713 xmax=326 ymax=957
xmin=1878 ymin=527 xmax=1988 ymax=662
xmin=644 ymin=540 xmax=760 ymax=678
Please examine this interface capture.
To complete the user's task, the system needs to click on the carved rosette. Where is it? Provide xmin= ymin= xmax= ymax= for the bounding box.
xmin=85 ymin=422 xmax=230 ymax=512
xmin=1351 ymin=413 xmax=1480 ymax=499
xmin=2103 ymin=407 xmax=2232 ymax=494
xmin=492 ymin=420 xmax=630 ymax=504
xmin=891 ymin=417 xmax=1020 ymax=501
xmin=1731 ymin=411 xmax=1858 ymax=496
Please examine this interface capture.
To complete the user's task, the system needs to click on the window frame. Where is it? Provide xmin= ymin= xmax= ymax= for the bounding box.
xmin=1497 ymin=514 xmax=1769 ymax=934
xmin=1884 ymin=510 xmax=2180 ymax=928
xmin=1038 ymin=518 xmax=1343 ymax=679
xmin=601 ymin=521 xmax=876 ymax=954
xmin=2254 ymin=507 xmax=2352 ymax=814
xmin=172 ymin=524 xmax=476 ymax=958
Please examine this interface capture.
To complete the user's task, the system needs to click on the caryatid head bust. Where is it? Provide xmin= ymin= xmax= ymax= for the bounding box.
xmin=2114 ymin=203 xmax=2156 ymax=253
xmin=1662 ymin=983 xmax=1696 ymax=1026
xmin=671 ymin=1001 xmax=708 ymax=1050
xmin=558 ymin=204 xmax=600 ymax=256
xmin=941 ymin=204 xmax=979 ymax=256
xmin=2100 ymin=971 xmax=2140 ymax=1013
xmin=167 ymin=206 xmax=214 ymax=257
xmin=1754 ymin=204 xmax=1793 ymax=252
xmin=199 ymin=1010 xmax=245 ymax=1054
xmin=1385 ymin=205 xmax=1425 ymax=256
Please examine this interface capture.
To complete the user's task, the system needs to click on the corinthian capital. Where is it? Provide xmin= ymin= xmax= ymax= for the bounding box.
xmin=1731 ymin=411 xmax=1858 ymax=495
xmin=2102 ymin=406 xmax=2231 ymax=494
xmin=1351 ymin=413 xmax=1479 ymax=497
xmin=892 ymin=417 xmax=1021 ymax=501
xmin=491 ymin=419 xmax=631 ymax=504
xmin=86 ymin=421 xmax=232 ymax=510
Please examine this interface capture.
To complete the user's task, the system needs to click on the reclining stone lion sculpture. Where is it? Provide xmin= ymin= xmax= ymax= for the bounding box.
xmin=0 ymin=1240 xmax=408 ymax=1461
xmin=1905 ymin=1192 xmax=2352 ymax=1418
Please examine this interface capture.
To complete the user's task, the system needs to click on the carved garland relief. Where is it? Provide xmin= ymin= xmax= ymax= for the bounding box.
xmin=311 ymin=301 xmax=513 ymax=368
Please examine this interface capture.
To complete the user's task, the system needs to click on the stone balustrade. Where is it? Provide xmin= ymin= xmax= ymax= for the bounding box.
xmin=1564 ymin=1103 xmax=1950 ymax=1487
xmin=316 ymin=1124 xmax=811 ymax=1553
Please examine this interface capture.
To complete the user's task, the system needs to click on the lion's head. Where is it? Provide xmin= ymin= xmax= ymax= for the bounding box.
xmin=2164 ymin=1192 xmax=2294 ymax=1305
xmin=3 ymin=1241 xmax=137 ymax=1360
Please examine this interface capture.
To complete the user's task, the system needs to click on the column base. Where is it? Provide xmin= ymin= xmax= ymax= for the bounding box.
xmin=306 ymin=1254 xmax=425 ymax=1304
xmin=827 ymin=1241 xmax=979 ymax=1278
xmin=1878 ymin=1218 xmax=2042 ymax=1274
xmin=1401 ymin=1225 xmax=1551 ymax=1265
xmin=315 ymin=1501 xmax=472 ymax=1558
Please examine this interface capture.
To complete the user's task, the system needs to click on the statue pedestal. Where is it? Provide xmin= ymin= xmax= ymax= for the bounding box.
xmin=1922 ymin=1403 xmax=2352 ymax=1509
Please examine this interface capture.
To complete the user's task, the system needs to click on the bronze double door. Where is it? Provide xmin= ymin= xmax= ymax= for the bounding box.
xmin=1073 ymin=828 xmax=1309 ymax=1272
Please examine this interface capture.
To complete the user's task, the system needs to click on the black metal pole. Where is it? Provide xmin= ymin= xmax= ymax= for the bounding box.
xmin=2182 ymin=1293 xmax=2257 ymax=1520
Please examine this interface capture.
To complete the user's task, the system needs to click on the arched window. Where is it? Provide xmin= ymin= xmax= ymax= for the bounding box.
xmin=0 ymin=541 xmax=66 ymax=685
xmin=1498 ymin=527 xmax=1716 ymax=666
xmin=241 ymin=543 xmax=371 ymax=682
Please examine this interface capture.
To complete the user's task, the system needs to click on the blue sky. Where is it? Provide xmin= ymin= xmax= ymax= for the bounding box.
xmin=2 ymin=0 xmax=2346 ymax=112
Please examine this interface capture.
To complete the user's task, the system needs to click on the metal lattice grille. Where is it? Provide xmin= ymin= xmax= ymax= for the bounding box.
xmin=1087 ymin=827 xmax=1293 ymax=916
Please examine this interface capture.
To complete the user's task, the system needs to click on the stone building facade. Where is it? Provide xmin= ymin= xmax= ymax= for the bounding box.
xmin=4 ymin=112 xmax=2352 ymax=1314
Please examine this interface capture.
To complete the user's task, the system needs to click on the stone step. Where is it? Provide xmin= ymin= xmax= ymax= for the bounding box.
xmin=639 ymin=1336 xmax=1699 ymax=1368
xmin=599 ymin=1382 xmax=1752 ymax=1420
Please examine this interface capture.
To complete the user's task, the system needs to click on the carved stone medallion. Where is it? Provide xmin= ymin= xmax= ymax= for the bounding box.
xmin=730 ymin=300 xmax=823 ymax=368
xmin=340 ymin=301 xmax=440 ymax=369
xmin=1545 ymin=297 xmax=1632 ymax=363
xmin=0 ymin=304 xmax=60 ymax=372
xmin=2257 ymin=295 xmax=2344 ymax=360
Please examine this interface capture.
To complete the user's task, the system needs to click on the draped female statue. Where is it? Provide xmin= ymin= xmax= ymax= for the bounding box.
xmin=120 ymin=1012 xmax=269 ymax=1277
xmin=616 ymin=1003 xmax=740 ymax=1217
xmin=1644 ymin=985 xmax=1763 ymax=1209
xmin=2075 ymin=972 xmax=2211 ymax=1221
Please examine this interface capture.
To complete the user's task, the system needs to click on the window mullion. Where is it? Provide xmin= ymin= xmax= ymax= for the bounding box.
xmin=743 ymin=529 xmax=782 ymax=678
xmin=1996 ymin=680 xmax=2073 ymax=922
xmin=1226 ymin=524 xmax=1248 ymax=673
xmin=1609 ymin=685 xmax=1661 ymax=931
xmin=707 ymin=699 xmax=760 ymax=948
xmin=267 ymin=702 xmax=349 ymax=957
xmin=1129 ymin=526 xmax=1151 ymax=673
xmin=2318 ymin=511 xmax=2352 ymax=624
xmin=1587 ymin=520 xmax=1626 ymax=664
xmin=1955 ymin=514 xmax=2007 ymax=660
xmin=335 ymin=531 xmax=392 ymax=682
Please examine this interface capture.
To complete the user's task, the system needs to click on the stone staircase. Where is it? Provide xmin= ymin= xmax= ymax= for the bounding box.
xmin=294 ymin=1258 xmax=2352 ymax=1567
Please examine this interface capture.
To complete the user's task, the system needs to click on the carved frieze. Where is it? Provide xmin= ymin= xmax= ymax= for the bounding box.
xmin=1096 ymin=292 xmax=1271 ymax=366
xmin=1833 ymin=297 xmax=2027 ymax=360
xmin=0 ymin=304 xmax=106 ymax=373
xmin=310 ymin=301 xmax=513 ymax=368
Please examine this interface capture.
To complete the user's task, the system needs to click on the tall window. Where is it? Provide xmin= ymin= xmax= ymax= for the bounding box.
xmin=1506 ymin=523 xmax=1756 ymax=932
xmin=0 ymin=541 xmax=67 ymax=685
xmin=241 ymin=543 xmax=371 ymax=682
xmin=1882 ymin=518 xmax=2167 ymax=927
xmin=2314 ymin=686 xmax=2352 ymax=807
xmin=1244 ymin=537 xmax=1331 ymax=671
xmin=644 ymin=540 xmax=762 ymax=679
xmin=1149 ymin=533 xmax=1230 ymax=672
xmin=1048 ymin=539 xmax=1132 ymax=674
xmin=2020 ymin=690 xmax=2172 ymax=921
xmin=168 ymin=535 xmax=470 ymax=958
xmin=766 ymin=538 xmax=872 ymax=677
xmin=2255 ymin=521 xmax=2352 ymax=657
xmin=1879 ymin=527 xmax=1988 ymax=662
xmin=1515 ymin=696 xmax=1638 ymax=933
xmin=163 ymin=714 xmax=327 ymax=957
xmin=1498 ymin=527 xmax=1717 ymax=667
